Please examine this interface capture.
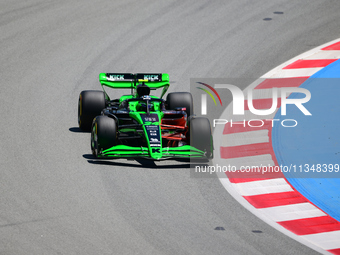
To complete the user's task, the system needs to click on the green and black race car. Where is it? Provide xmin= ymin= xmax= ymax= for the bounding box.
xmin=78 ymin=73 xmax=213 ymax=160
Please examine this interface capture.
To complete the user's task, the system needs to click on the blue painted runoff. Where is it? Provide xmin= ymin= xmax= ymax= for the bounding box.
xmin=272 ymin=59 xmax=340 ymax=221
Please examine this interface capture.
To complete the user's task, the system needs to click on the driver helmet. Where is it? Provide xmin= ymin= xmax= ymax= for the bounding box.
xmin=136 ymin=83 xmax=150 ymax=97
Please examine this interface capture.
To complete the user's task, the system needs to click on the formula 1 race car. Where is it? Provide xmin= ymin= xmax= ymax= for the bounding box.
xmin=78 ymin=73 xmax=213 ymax=160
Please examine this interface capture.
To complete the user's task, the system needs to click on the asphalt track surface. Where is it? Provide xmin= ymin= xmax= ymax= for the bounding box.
xmin=1 ymin=1 xmax=340 ymax=254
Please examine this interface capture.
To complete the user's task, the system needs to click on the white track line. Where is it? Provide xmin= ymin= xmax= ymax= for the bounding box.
xmin=259 ymin=203 xmax=326 ymax=222
xmin=303 ymin=231 xmax=340 ymax=250
xmin=231 ymin=178 xmax=293 ymax=196
xmin=304 ymin=50 xmax=340 ymax=59
xmin=222 ymin=130 xmax=269 ymax=147
xmin=262 ymin=67 xmax=322 ymax=78
xmin=220 ymin=154 xmax=275 ymax=171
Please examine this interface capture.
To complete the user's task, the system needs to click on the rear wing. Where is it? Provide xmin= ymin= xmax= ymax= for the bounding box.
xmin=99 ymin=73 xmax=170 ymax=98
xmin=99 ymin=73 xmax=169 ymax=88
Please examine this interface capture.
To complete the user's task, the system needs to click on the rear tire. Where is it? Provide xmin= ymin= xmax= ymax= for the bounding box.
xmin=91 ymin=116 xmax=117 ymax=157
xmin=78 ymin=90 xmax=106 ymax=131
xmin=188 ymin=117 xmax=213 ymax=159
xmin=166 ymin=92 xmax=193 ymax=117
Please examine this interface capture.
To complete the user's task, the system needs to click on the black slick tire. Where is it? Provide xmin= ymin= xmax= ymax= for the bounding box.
xmin=166 ymin=92 xmax=193 ymax=117
xmin=91 ymin=116 xmax=117 ymax=157
xmin=189 ymin=117 xmax=213 ymax=159
xmin=78 ymin=90 xmax=106 ymax=131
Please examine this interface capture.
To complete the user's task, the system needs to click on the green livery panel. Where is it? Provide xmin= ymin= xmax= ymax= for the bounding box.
xmin=99 ymin=145 xmax=205 ymax=160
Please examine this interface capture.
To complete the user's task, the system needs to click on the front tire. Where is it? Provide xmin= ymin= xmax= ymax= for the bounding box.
xmin=166 ymin=92 xmax=193 ymax=117
xmin=188 ymin=117 xmax=213 ymax=159
xmin=91 ymin=116 xmax=117 ymax=157
xmin=78 ymin=90 xmax=106 ymax=131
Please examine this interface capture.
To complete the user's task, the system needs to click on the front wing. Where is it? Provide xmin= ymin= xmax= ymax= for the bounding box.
xmin=97 ymin=145 xmax=209 ymax=160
